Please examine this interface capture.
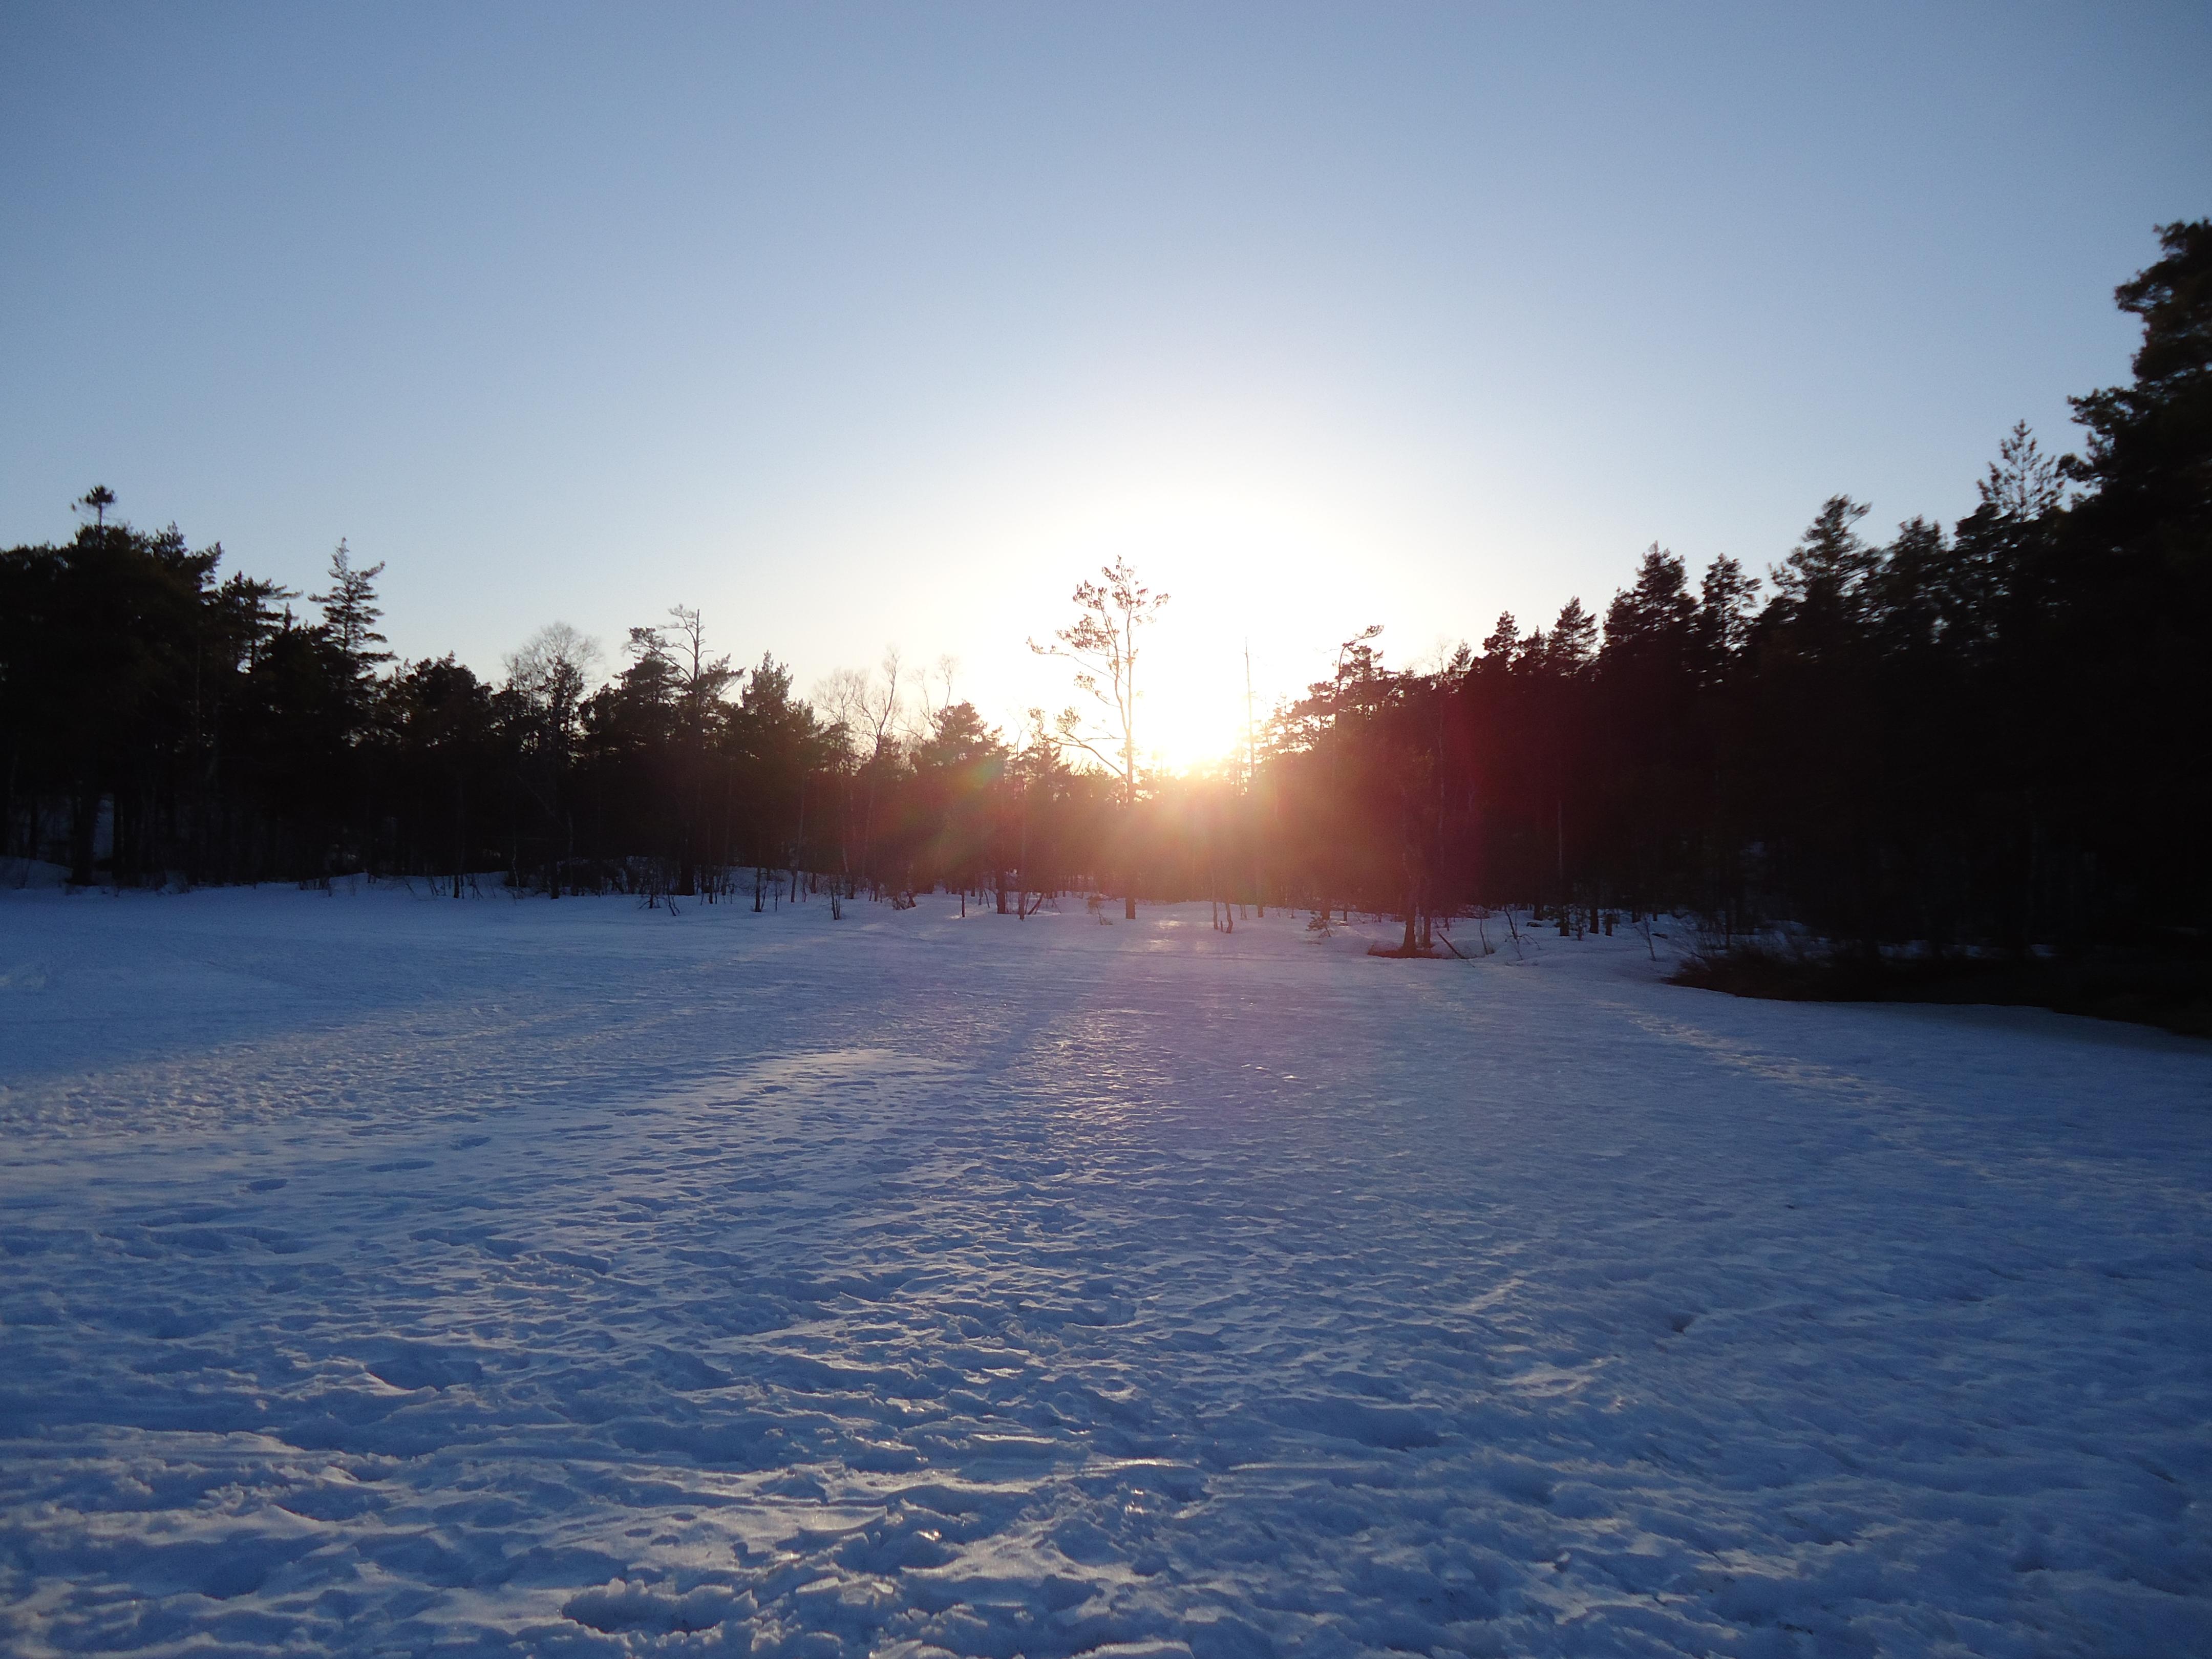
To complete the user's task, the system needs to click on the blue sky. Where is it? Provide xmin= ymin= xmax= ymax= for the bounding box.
xmin=4 ymin=4 xmax=2207 ymax=762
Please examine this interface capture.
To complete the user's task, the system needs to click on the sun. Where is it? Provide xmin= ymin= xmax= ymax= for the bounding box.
xmin=1003 ymin=462 xmax=1385 ymax=776
xmin=1137 ymin=658 xmax=1256 ymax=775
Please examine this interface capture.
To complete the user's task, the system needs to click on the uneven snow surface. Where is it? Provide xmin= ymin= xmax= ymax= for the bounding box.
xmin=2 ymin=888 xmax=2208 ymax=1657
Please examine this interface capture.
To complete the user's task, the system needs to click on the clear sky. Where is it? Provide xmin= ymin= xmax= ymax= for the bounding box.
xmin=4 ymin=4 xmax=2207 ymax=766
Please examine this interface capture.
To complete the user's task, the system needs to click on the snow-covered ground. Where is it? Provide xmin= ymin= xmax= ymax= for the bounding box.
xmin=2 ymin=886 xmax=2207 ymax=1658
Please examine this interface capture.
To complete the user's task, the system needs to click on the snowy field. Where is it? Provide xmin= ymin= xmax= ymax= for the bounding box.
xmin=2 ymin=886 xmax=2208 ymax=1658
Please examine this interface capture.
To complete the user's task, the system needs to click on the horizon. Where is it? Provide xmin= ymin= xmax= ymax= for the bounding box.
xmin=5 ymin=4 xmax=2207 ymax=767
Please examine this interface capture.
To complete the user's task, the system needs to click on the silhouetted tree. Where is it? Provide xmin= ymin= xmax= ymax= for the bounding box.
xmin=7 ymin=222 xmax=2205 ymax=982
xmin=1031 ymin=559 xmax=1168 ymax=918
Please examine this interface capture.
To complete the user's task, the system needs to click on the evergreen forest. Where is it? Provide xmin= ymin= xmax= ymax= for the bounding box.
xmin=5 ymin=223 xmax=2207 ymax=986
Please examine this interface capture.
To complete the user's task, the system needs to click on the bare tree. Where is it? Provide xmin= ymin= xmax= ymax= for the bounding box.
xmin=815 ymin=649 xmax=907 ymax=764
xmin=505 ymin=623 xmax=602 ymax=744
xmin=504 ymin=623 xmax=602 ymax=885
xmin=1029 ymin=558 xmax=1168 ymax=919
xmin=813 ymin=647 xmax=909 ymax=894
xmin=866 ymin=646 xmax=906 ymax=755
xmin=813 ymin=666 xmax=868 ymax=743
xmin=919 ymin=653 xmax=959 ymax=723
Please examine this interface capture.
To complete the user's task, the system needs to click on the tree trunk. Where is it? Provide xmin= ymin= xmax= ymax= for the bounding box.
xmin=70 ymin=784 xmax=97 ymax=887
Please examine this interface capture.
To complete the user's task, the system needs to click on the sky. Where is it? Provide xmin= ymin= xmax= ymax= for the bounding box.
xmin=4 ymin=4 xmax=2208 ymax=768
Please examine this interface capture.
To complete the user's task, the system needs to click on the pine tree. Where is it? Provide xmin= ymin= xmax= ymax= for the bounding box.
xmin=313 ymin=540 xmax=393 ymax=675
xmin=1546 ymin=598 xmax=1597 ymax=674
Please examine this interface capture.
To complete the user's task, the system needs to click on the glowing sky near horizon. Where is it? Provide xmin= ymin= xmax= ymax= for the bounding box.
xmin=3 ymin=4 xmax=2207 ymax=768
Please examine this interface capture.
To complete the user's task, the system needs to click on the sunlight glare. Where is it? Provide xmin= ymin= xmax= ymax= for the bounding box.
xmin=1001 ymin=478 xmax=1399 ymax=774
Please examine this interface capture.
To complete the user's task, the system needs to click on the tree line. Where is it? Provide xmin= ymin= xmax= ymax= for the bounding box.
xmin=4 ymin=222 xmax=2205 ymax=962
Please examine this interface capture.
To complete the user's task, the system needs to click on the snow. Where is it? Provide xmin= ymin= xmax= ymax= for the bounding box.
xmin=2 ymin=886 xmax=2208 ymax=1657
